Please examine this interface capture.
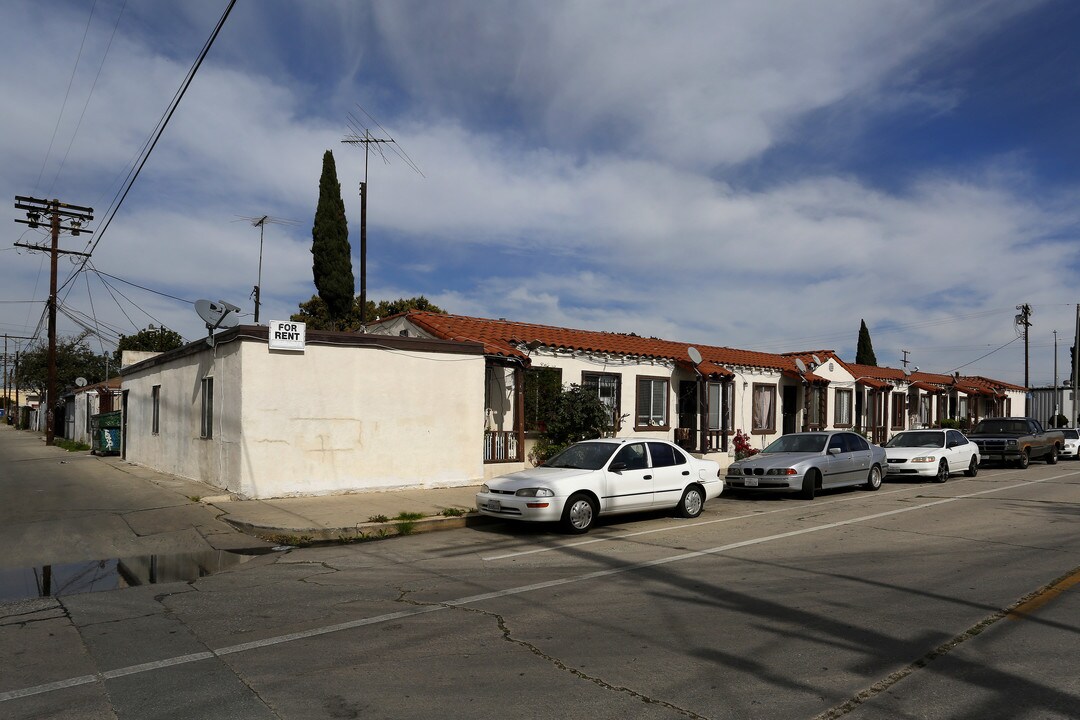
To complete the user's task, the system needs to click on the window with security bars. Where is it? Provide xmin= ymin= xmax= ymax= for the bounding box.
xmin=635 ymin=376 xmax=669 ymax=429
xmin=152 ymin=385 xmax=160 ymax=435
xmin=707 ymin=382 xmax=733 ymax=431
xmin=583 ymin=372 xmax=621 ymax=431
xmin=891 ymin=393 xmax=906 ymax=429
xmin=807 ymin=386 xmax=825 ymax=429
xmin=200 ymin=377 xmax=213 ymax=439
xmin=834 ymin=388 xmax=853 ymax=427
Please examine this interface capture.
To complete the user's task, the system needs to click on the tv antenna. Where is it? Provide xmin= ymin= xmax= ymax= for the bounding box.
xmin=342 ymin=104 xmax=424 ymax=324
xmin=234 ymin=215 xmax=300 ymax=323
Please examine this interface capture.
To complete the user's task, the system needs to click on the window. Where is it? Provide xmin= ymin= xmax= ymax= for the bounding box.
xmin=522 ymin=367 xmax=562 ymax=432
xmin=707 ymin=382 xmax=733 ymax=431
xmin=834 ymin=388 xmax=853 ymax=427
xmin=919 ymin=396 xmax=931 ymax=426
xmin=151 ymin=385 xmax=160 ymax=435
xmin=612 ymin=442 xmax=648 ymax=470
xmin=958 ymin=396 xmax=968 ymax=420
xmin=200 ymin=377 xmax=213 ymax=439
xmin=891 ymin=393 xmax=906 ymax=429
xmin=635 ymin=376 xmax=669 ymax=429
xmin=807 ymin=386 xmax=825 ymax=429
xmin=647 ymin=441 xmax=686 ymax=467
xmin=752 ymin=384 xmax=776 ymax=433
xmin=583 ymin=372 xmax=621 ymax=431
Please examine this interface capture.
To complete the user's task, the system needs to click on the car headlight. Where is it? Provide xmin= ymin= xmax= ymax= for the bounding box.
xmin=480 ymin=484 xmax=490 ymax=493
xmin=1006 ymin=440 xmax=1018 ymax=448
xmin=515 ymin=487 xmax=554 ymax=497
xmin=767 ymin=468 xmax=798 ymax=475
xmin=911 ymin=456 xmax=936 ymax=463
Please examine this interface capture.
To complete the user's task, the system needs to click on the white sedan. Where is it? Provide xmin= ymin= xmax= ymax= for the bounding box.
xmin=1060 ymin=428 xmax=1079 ymax=459
xmin=476 ymin=438 xmax=723 ymax=533
xmin=884 ymin=429 xmax=980 ymax=482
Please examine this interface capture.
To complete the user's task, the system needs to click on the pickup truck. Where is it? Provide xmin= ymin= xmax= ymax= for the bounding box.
xmin=966 ymin=417 xmax=1064 ymax=469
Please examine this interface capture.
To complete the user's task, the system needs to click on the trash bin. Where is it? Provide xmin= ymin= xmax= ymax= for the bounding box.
xmin=91 ymin=410 xmax=122 ymax=456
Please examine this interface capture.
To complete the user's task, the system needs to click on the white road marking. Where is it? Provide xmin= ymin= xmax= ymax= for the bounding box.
xmin=1 ymin=473 xmax=1072 ymax=704
xmin=482 ymin=485 xmax=915 ymax=561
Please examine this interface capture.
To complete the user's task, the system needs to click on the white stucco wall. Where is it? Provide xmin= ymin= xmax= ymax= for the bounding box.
xmin=122 ymin=331 xmax=485 ymax=498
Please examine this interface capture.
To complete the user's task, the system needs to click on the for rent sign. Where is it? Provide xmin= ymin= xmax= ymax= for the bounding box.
xmin=269 ymin=320 xmax=306 ymax=352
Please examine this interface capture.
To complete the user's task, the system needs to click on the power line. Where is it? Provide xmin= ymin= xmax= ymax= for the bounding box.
xmin=58 ymin=0 xmax=238 ymax=295
xmin=88 ymin=265 xmax=195 ymax=304
xmin=34 ymin=0 xmax=99 ymax=192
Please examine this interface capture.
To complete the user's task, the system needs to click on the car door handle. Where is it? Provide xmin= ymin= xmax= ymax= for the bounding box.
xmin=644 ymin=475 xmax=652 ymax=480
xmin=682 ymin=470 xmax=690 ymax=476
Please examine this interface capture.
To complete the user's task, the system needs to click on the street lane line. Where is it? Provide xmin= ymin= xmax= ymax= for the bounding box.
xmin=482 ymin=485 xmax=916 ymax=561
xmin=1 ymin=473 xmax=1072 ymax=704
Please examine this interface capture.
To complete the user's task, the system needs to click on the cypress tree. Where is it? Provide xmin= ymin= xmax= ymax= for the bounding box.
xmin=311 ymin=150 xmax=355 ymax=326
xmin=856 ymin=319 xmax=877 ymax=366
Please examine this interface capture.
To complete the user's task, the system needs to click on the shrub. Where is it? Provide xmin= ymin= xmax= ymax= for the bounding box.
xmin=733 ymin=429 xmax=760 ymax=461
xmin=527 ymin=384 xmax=609 ymax=465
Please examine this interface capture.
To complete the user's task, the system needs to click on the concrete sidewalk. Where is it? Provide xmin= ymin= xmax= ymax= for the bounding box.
xmin=206 ymin=484 xmax=490 ymax=543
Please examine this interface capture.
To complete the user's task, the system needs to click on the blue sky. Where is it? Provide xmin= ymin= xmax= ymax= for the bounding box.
xmin=2 ymin=0 xmax=1079 ymax=387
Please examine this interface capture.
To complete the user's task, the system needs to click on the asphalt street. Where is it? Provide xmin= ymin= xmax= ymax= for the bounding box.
xmin=1 ymin=427 xmax=1077 ymax=719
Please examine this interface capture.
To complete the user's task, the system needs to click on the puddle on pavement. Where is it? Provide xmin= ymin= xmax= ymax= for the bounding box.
xmin=0 ymin=549 xmax=265 ymax=603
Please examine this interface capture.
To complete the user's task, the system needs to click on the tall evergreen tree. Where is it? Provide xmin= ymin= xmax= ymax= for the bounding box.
xmin=311 ymin=150 xmax=355 ymax=326
xmin=856 ymin=319 xmax=878 ymax=366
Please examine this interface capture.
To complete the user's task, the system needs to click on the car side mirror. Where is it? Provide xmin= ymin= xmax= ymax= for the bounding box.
xmin=828 ymin=447 xmax=842 ymax=455
xmin=609 ymin=461 xmax=627 ymax=472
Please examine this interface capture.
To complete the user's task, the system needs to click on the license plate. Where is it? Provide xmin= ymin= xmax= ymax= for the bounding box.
xmin=744 ymin=478 xmax=758 ymax=487
xmin=485 ymin=500 xmax=501 ymax=512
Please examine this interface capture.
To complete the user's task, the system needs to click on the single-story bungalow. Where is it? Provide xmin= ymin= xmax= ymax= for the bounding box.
xmin=117 ymin=311 xmax=1026 ymax=498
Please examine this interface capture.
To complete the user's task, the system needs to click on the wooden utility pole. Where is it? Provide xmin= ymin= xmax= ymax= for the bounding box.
xmin=1015 ymin=303 xmax=1033 ymax=416
xmin=3 ymin=334 xmax=33 ymax=425
xmin=13 ymin=196 xmax=93 ymax=445
xmin=342 ymin=130 xmax=393 ymax=325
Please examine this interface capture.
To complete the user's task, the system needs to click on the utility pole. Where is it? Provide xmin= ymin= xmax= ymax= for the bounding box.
xmin=342 ymin=130 xmax=393 ymax=325
xmin=1015 ymin=303 xmax=1033 ymax=416
xmin=1053 ymin=329 xmax=1059 ymax=424
xmin=1073 ymin=304 xmax=1080 ymax=427
xmin=3 ymin=335 xmax=33 ymax=425
xmin=13 ymin=196 xmax=93 ymax=445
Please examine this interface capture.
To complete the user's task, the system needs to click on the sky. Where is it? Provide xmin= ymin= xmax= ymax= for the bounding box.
xmin=2 ymin=0 xmax=1080 ymax=387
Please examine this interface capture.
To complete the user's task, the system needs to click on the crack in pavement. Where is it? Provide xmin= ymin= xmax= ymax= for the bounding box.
xmin=810 ymin=565 xmax=1080 ymax=719
xmin=394 ymin=587 xmax=711 ymax=720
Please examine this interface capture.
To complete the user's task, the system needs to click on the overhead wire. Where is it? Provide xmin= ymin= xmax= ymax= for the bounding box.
xmin=58 ymin=0 xmax=238 ymax=296
xmin=47 ymin=0 xmax=129 ymax=197
xmin=33 ymin=0 xmax=99 ymax=192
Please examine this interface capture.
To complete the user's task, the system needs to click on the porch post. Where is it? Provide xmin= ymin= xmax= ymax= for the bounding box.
xmin=720 ymin=378 xmax=730 ymax=453
xmin=514 ymin=364 xmax=525 ymax=462
xmin=698 ymin=375 xmax=708 ymax=454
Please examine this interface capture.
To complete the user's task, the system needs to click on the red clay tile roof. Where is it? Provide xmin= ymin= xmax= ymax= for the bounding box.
xmin=375 ymin=313 xmax=1027 ymax=392
xmin=376 ymin=312 xmax=831 ymax=376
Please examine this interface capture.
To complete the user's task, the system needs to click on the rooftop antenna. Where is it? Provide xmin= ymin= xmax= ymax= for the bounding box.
xmin=342 ymin=104 xmax=423 ymax=325
xmin=234 ymin=215 xmax=300 ymax=324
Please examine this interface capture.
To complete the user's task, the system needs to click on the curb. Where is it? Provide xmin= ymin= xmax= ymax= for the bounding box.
xmin=221 ymin=511 xmax=497 ymax=544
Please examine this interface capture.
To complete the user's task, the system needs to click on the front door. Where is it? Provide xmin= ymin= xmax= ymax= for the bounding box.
xmin=782 ymin=385 xmax=798 ymax=435
xmin=677 ymin=381 xmax=698 ymax=450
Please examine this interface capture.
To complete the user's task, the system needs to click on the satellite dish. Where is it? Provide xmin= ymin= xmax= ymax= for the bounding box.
xmin=687 ymin=346 xmax=703 ymax=365
xmin=195 ymin=299 xmax=241 ymax=330
xmin=794 ymin=358 xmax=807 ymax=374
xmin=75 ymin=377 xmax=88 ymax=387
xmin=812 ymin=354 xmax=823 ymax=366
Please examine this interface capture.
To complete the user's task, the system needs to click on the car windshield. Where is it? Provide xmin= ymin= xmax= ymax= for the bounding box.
xmin=886 ymin=431 xmax=944 ymax=449
xmin=544 ymin=442 xmax=618 ymax=470
xmin=1064 ymin=429 xmax=1080 ymax=439
xmin=974 ymin=420 xmax=1028 ymax=434
xmin=761 ymin=434 xmax=827 ymax=454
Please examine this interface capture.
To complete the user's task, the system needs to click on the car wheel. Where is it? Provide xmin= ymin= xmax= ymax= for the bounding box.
xmin=933 ymin=459 xmax=948 ymax=484
xmin=865 ymin=464 xmax=883 ymax=491
xmin=1016 ymin=450 xmax=1030 ymax=470
xmin=676 ymin=485 xmax=705 ymax=518
xmin=561 ymin=493 xmax=597 ymax=534
xmin=800 ymin=470 xmax=817 ymax=500
xmin=1047 ymin=446 xmax=1059 ymax=465
xmin=965 ymin=456 xmax=978 ymax=477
